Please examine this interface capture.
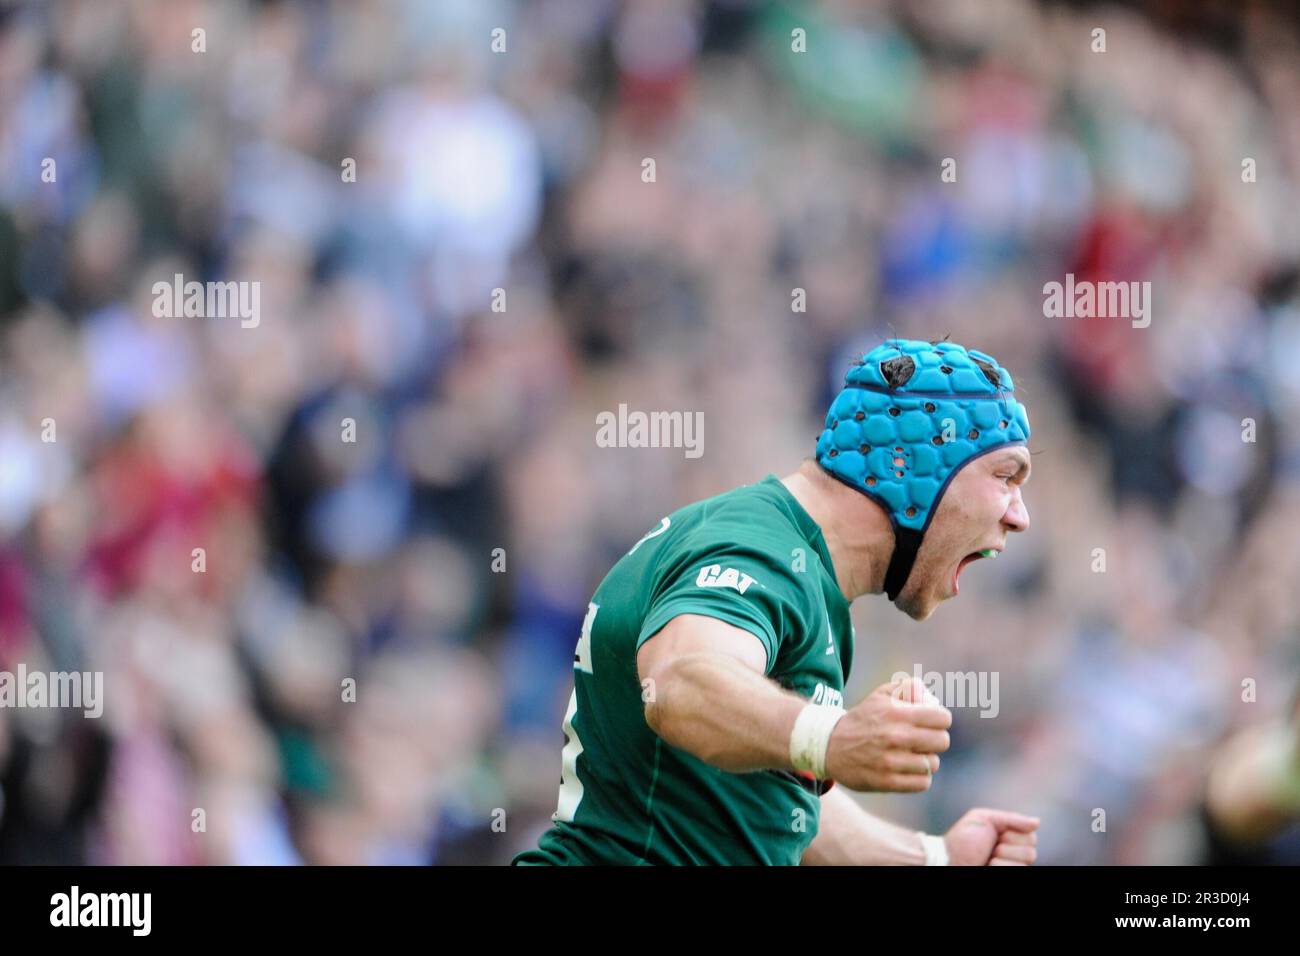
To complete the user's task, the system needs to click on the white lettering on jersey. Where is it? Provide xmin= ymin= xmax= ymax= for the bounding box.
xmin=811 ymin=682 xmax=844 ymax=709
xmin=574 ymin=602 xmax=598 ymax=674
xmin=628 ymin=517 xmax=670 ymax=555
xmin=695 ymin=564 xmax=756 ymax=594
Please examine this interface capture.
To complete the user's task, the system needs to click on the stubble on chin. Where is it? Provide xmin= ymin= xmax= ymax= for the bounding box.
xmin=893 ymin=586 xmax=938 ymax=621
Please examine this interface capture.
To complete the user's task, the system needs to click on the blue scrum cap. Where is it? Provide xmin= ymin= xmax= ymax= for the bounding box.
xmin=815 ymin=339 xmax=1030 ymax=601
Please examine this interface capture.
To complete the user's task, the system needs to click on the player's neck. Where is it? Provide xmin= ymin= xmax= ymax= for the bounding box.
xmin=780 ymin=460 xmax=893 ymax=602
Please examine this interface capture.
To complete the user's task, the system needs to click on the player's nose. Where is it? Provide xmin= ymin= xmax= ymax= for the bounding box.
xmin=1003 ymin=487 xmax=1030 ymax=533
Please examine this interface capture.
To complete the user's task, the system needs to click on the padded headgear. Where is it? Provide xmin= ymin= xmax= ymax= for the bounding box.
xmin=815 ymin=339 xmax=1030 ymax=601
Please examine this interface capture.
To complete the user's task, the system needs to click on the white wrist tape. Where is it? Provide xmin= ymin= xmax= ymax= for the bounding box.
xmin=918 ymin=832 xmax=949 ymax=866
xmin=789 ymin=703 xmax=846 ymax=779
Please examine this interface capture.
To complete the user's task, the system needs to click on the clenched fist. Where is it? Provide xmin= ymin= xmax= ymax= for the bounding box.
xmin=824 ymin=677 xmax=951 ymax=792
xmin=943 ymin=808 xmax=1041 ymax=865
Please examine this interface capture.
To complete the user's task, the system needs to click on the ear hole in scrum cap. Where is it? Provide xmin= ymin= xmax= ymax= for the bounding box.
xmin=879 ymin=356 xmax=915 ymax=388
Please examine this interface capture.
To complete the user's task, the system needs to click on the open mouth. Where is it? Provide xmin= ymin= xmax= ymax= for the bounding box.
xmin=952 ymin=548 xmax=999 ymax=595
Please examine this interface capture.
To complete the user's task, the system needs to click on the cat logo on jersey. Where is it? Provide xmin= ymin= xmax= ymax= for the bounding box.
xmin=695 ymin=564 xmax=757 ymax=594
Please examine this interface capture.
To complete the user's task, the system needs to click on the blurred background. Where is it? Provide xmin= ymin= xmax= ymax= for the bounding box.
xmin=1 ymin=0 xmax=1299 ymax=865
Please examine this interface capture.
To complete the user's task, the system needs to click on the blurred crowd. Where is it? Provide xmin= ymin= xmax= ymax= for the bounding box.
xmin=1 ymin=0 xmax=1299 ymax=865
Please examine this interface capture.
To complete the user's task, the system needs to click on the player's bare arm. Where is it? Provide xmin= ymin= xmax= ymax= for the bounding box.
xmin=639 ymin=614 xmax=948 ymax=789
xmin=637 ymin=614 xmax=806 ymax=772
xmin=804 ymin=788 xmax=1040 ymax=866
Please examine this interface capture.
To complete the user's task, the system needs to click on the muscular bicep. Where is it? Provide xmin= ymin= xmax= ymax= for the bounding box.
xmin=636 ymin=613 xmax=770 ymax=685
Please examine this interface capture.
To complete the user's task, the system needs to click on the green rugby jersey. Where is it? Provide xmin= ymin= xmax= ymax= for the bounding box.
xmin=513 ymin=474 xmax=853 ymax=866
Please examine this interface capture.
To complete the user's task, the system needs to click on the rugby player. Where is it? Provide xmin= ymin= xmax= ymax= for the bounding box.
xmin=514 ymin=339 xmax=1041 ymax=865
